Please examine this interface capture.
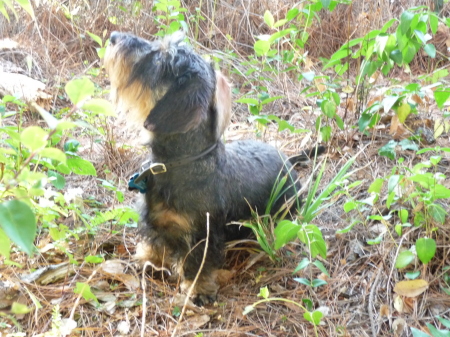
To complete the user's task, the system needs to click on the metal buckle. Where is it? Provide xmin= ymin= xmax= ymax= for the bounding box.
xmin=149 ymin=163 xmax=167 ymax=174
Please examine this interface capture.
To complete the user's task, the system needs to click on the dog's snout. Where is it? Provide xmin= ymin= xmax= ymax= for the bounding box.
xmin=110 ymin=31 xmax=120 ymax=45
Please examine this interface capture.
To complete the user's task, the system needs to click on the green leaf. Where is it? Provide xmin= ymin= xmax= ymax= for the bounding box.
xmin=268 ymin=29 xmax=294 ymax=43
xmin=235 ymin=98 xmax=259 ymax=105
xmin=428 ymin=203 xmax=447 ymax=224
xmin=65 ymin=78 xmax=95 ymax=105
xmin=74 ymin=282 xmax=98 ymax=303
xmin=388 ymin=174 xmax=401 ymax=193
xmin=14 ymin=0 xmax=35 ymax=19
xmin=274 ymin=220 xmax=299 ymax=249
xmin=313 ymin=260 xmax=329 ymax=276
xmin=254 ymin=40 xmax=270 ymax=56
xmin=367 ymin=236 xmax=382 ymax=245
xmin=40 ymin=148 xmax=67 ymax=163
xmin=434 ymin=90 xmax=450 ymax=109
xmin=320 ymin=0 xmax=331 ymax=9
xmin=383 ymin=95 xmax=400 ymax=113
xmin=402 ymin=42 xmax=417 ymax=64
xmin=84 ymin=255 xmax=104 ymax=264
xmin=263 ymin=10 xmax=274 ymax=28
xmin=399 ymin=209 xmax=408 ymax=224
xmin=405 ymin=271 xmax=420 ymax=279
xmin=424 ymin=44 xmax=436 ymax=58
xmin=426 ymin=324 xmax=450 ymax=337
xmin=258 ymin=286 xmax=269 ymax=299
xmin=82 ymin=99 xmax=116 ymax=116
xmin=321 ymin=100 xmax=336 ymax=118
xmin=416 ymin=238 xmax=436 ymax=264
xmin=11 ymin=302 xmax=31 ymax=314
xmin=389 ymin=49 xmax=403 ymax=65
xmin=320 ymin=125 xmax=332 ymax=142
xmin=21 ymin=126 xmax=48 ymax=151
xmin=438 ymin=317 xmax=450 ymax=329
xmin=400 ymin=11 xmax=414 ymax=34
xmin=396 ymin=102 xmax=411 ymax=123
xmin=410 ymin=327 xmax=433 ymax=337
xmin=343 ymin=201 xmax=357 ymax=213
xmin=379 ymin=140 xmax=397 ymax=160
xmin=395 ymin=250 xmax=415 ymax=268
xmin=67 ymin=158 xmax=97 ymax=176
xmin=303 ymin=310 xmax=323 ymax=325
xmin=48 ymin=170 xmax=66 ymax=190
xmin=0 ymin=200 xmax=36 ymax=255
xmin=0 ymin=227 xmax=11 ymax=259
xmin=368 ymin=178 xmax=384 ymax=194
xmin=399 ymin=139 xmax=419 ymax=151
xmin=294 ymin=258 xmax=310 ymax=273
xmin=429 ymin=14 xmax=439 ymax=34
xmin=86 ymin=31 xmax=103 ymax=47
xmin=293 ymin=278 xmax=311 ymax=287
xmin=311 ymin=279 xmax=327 ymax=287
xmin=286 ymin=8 xmax=299 ymax=21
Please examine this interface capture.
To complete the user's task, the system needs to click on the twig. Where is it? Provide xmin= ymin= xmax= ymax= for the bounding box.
xmin=369 ymin=263 xmax=383 ymax=337
xmin=140 ymin=261 xmax=153 ymax=337
xmin=171 ymin=213 xmax=211 ymax=337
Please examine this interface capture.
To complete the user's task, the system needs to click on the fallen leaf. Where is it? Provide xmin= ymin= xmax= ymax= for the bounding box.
xmin=380 ymin=304 xmax=389 ymax=317
xmin=101 ymin=260 xmax=125 ymax=275
xmin=393 ymin=294 xmax=404 ymax=313
xmin=392 ymin=318 xmax=407 ymax=336
xmin=394 ymin=279 xmax=429 ymax=297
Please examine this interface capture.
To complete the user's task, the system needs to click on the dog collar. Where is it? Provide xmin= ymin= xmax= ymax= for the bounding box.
xmin=128 ymin=143 xmax=218 ymax=193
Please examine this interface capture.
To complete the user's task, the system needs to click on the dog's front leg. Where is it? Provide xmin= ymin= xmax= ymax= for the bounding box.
xmin=180 ymin=233 xmax=224 ymax=306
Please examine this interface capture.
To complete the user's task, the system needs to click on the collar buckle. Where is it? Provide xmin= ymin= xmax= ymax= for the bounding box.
xmin=149 ymin=163 xmax=167 ymax=175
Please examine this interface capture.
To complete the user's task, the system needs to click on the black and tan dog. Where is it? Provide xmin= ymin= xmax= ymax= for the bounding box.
xmin=105 ymin=32 xmax=317 ymax=305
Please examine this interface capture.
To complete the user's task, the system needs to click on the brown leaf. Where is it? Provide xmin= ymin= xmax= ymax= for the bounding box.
xmin=394 ymin=279 xmax=429 ymax=297
xmin=380 ymin=304 xmax=390 ymax=317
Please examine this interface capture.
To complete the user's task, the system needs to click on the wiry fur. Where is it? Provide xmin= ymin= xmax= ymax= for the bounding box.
xmin=105 ymin=32 xmax=302 ymax=305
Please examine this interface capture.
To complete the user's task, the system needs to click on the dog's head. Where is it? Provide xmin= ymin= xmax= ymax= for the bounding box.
xmin=104 ymin=31 xmax=231 ymax=139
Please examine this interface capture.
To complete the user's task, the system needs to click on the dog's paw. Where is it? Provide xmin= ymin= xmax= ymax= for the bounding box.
xmin=193 ymin=293 xmax=217 ymax=307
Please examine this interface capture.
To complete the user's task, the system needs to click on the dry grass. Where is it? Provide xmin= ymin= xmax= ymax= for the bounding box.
xmin=0 ymin=1 xmax=450 ymax=336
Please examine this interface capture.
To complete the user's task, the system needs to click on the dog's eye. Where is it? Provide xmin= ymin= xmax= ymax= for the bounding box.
xmin=177 ymin=75 xmax=188 ymax=86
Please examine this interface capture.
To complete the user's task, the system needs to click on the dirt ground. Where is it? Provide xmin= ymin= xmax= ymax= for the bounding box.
xmin=1 ymin=1 xmax=450 ymax=337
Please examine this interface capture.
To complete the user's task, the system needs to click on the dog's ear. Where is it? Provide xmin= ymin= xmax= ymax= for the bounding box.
xmin=214 ymin=71 xmax=232 ymax=139
xmin=144 ymin=72 xmax=212 ymax=134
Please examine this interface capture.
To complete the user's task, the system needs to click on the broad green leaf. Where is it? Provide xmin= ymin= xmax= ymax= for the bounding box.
xmin=263 ymin=10 xmax=274 ymax=28
xmin=358 ymin=112 xmax=372 ymax=131
xmin=82 ymin=99 xmax=116 ymax=116
xmin=286 ymin=8 xmax=299 ymax=21
xmin=268 ymin=29 xmax=294 ymax=43
xmin=301 ymin=71 xmax=315 ymax=82
xmin=428 ymin=203 xmax=447 ymax=224
xmin=74 ymin=282 xmax=98 ymax=303
xmin=254 ymin=40 xmax=270 ymax=56
xmin=402 ymin=42 xmax=417 ymax=64
xmin=65 ymin=78 xmax=95 ymax=105
xmin=40 ymin=148 xmax=67 ymax=163
xmin=0 ymin=200 xmax=36 ymax=255
xmin=426 ymin=323 xmax=450 ymax=337
xmin=343 ymin=201 xmax=357 ymax=213
xmin=320 ymin=0 xmax=331 ymax=9
xmin=303 ymin=310 xmax=323 ymax=325
xmin=416 ymin=238 xmax=436 ymax=264
xmin=400 ymin=11 xmax=414 ymax=34
xmin=434 ymin=90 xmax=450 ymax=109
xmin=368 ymin=178 xmax=384 ymax=194
xmin=293 ymin=278 xmax=311 ymax=287
xmin=438 ymin=317 xmax=450 ymax=329
xmin=379 ymin=140 xmax=397 ymax=160
xmin=424 ymin=44 xmax=436 ymax=58
xmin=11 ymin=302 xmax=31 ymax=314
xmin=406 ymin=271 xmax=420 ymax=279
xmin=388 ymin=174 xmax=401 ymax=193
xmin=235 ymin=98 xmax=259 ymax=105
xmin=48 ymin=170 xmax=66 ymax=190
xmin=396 ymin=102 xmax=411 ymax=123
xmin=320 ymin=125 xmax=331 ymax=142
xmin=321 ymin=100 xmax=336 ymax=118
xmin=429 ymin=14 xmax=439 ymax=34
xmin=389 ymin=49 xmax=403 ymax=65
xmin=67 ymin=158 xmax=97 ymax=176
xmin=21 ymin=126 xmax=48 ymax=151
xmin=0 ymin=227 xmax=11 ymax=259
xmin=395 ymin=250 xmax=415 ymax=268
xmin=399 ymin=209 xmax=408 ymax=224
xmin=274 ymin=220 xmax=299 ymax=249
xmin=258 ymin=286 xmax=269 ymax=299
xmin=374 ymin=34 xmax=389 ymax=57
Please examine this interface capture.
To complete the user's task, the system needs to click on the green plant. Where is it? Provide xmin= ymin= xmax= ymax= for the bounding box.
xmin=152 ymin=0 xmax=187 ymax=36
xmin=243 ymin=286 xmax=323 ymax=337
xmin=0 ymin=77 xmax=137 ymax=262
xmin=0 ymin=0 xmax=34 ymax=21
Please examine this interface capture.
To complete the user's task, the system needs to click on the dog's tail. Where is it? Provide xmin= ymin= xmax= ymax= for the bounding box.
xmin=288 ymin=145 xmax=326 ymax=166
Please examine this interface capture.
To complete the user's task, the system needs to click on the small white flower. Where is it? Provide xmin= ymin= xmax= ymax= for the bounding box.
xmin=64 ymin=187 xmax=83 ymax=204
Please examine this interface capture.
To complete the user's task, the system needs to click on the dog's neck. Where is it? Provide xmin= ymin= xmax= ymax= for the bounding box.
xmin=150 ymin=124 xmax=219 ymax=162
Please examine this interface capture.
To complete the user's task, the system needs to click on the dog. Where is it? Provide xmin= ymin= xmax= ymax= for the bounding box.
xmin=105 ymin=31 xmax=322 ymax=305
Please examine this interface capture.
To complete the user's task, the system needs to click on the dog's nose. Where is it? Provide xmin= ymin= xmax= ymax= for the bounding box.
xmin=110 ymin=31 xmax=120 ymax=45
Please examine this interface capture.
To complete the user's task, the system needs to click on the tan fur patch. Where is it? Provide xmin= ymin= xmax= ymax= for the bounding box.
xmin=152 ymin=203 xmax=192 ymax=232
xmin=214 ymin=71 xmax=232 ymax=139
xmin=135 ymin=241 xmax=176 ymax=271
xmin=180 ymin=270 xmax=219 ymax=296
